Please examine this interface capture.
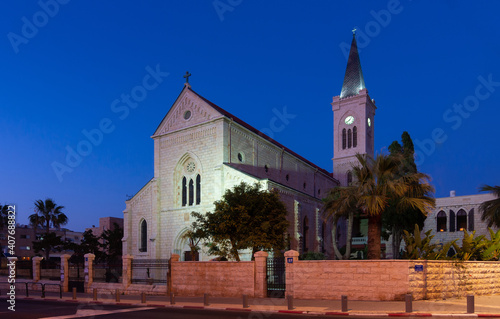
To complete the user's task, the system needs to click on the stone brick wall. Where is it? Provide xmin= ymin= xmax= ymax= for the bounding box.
xmin=171 ymin=260 xmax=255 ymax=297
xmin=287 ymin=259 xmax=410 ymax=301
xmin=408 ymin=260 xmax=500 ymax=300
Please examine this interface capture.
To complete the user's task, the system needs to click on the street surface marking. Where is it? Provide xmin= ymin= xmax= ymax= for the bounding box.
xmin=40 ymin=306 xmax=156 ymax=318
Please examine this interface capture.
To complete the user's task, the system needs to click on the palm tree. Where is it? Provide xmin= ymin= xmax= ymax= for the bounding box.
xmin=323 ymin=186 xmax=357 ymax=259
xmin=29 ymin=198 xmax=68 ymax=259
xmin=479 ymin=185 xmax=500 ymax=228
xmin=326 ymin=154 xmax=435 ymax=260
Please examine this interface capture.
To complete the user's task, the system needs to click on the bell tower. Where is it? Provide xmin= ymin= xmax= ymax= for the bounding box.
xmin=332 ymin=31 xmax=376 ymax=186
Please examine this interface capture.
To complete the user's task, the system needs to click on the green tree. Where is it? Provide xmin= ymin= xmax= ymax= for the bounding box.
xmin=323 ymin=186 xmax=357 ymax=259
xmin=100 ymin=223 xmax=123 ymax=263
xmin=181 ymin=225 xmax=205 ymax=261
xmin=33 ymin=232 xmax=64 ymax=259
xmin=383 ymin=132 xmax=433 ymax=259
xmin=0 ymin=204 xmax=10 ymax=228
xmin=29 ymin=198 xmax=69 ymax=259
xmin=191 ymin=182 xmax=289 ymax=261
xmin=479 ymin=185 xmax=500 ymax=227
xmin=343 ymin=153 xmax=434 ymax=259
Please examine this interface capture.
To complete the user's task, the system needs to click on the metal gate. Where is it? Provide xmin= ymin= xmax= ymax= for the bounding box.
xmin=69 ymin=261 xmax=84 ymax=293
xmin=131 ymin=259 xmax=169 ymax=284
xmin=266 ymin=257 xmax=286 ymax=298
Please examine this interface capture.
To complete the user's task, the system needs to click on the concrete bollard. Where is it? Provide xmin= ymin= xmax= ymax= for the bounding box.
xmin=141 ymin=292 xmax=146 ymax=304
xmin=467 ymin=295 xmax=475 ymax=314
xmin=405 ymin=294 xmax=412 ymax=313
xmin=204 ymin=293 xmax=210 ymax=306
xmin=243 ymin=294 xmax=249 ymax=308
xmin=72 ymin=287 xmax=77 ymax=300
xmin=170 ymin=292 xmax=175 ymax=305
xmin=287 ymin=295 xmax=294 ymax=310
xmin=93 ymin=288 xmax=97 ymax=301
xmin=341 ymin=295 xmax=348 ymax=312
xmin=115 ymin=289 xmax=120 ymax=302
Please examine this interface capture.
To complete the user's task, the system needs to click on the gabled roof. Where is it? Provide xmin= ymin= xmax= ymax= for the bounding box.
xmin=187 ymin=88 xmax=336 ymax=180
xmin=340 ymin=33 xmax=366 ymax=99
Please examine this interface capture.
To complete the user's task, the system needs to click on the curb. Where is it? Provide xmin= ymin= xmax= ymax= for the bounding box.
xmin=8 ymin=297 xmax=500 ymax=318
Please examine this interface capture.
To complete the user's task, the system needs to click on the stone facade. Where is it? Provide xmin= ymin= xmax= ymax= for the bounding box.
xmin=423 ymin=192 xmax=497 ymax=247
xmin=123 ymin=84 xmax=339 ymax=261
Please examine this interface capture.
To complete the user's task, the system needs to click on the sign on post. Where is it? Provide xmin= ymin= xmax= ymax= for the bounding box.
xmin=287 ymin=257 xmax=293 ymax=264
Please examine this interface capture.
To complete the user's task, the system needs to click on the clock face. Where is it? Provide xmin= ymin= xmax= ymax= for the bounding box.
xmin=368 ymin=118 xmax=372 ymax=127
xmin=186 ymin=162 xmax=196 ymax=173
xmin=345 ymin=116 xmax=355 ymax=125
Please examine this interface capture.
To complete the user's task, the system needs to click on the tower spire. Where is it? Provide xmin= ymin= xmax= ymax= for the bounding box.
xmin=340 ymin=32 xmax=366 ymax=98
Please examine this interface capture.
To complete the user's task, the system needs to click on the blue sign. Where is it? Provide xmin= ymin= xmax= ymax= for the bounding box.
xmin=287 ymin=257 xmax=293 ymax=264
xmin=414 ymin=265 xmax=424 ymax=272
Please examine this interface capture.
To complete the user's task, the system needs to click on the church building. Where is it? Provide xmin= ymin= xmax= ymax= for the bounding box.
xmin=123 ymin=32 xmax=496 ymax=261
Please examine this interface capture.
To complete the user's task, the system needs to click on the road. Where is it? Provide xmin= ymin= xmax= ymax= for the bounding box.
xmin=0 ymin=298 xmax=428 ymax=319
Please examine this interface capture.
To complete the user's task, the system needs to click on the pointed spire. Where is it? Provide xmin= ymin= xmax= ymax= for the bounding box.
xmin=340 ymin=31 xmax=366 ymax=99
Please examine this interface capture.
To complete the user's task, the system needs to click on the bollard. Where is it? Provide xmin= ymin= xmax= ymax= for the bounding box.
xmin=72 ymin=287 xmax=77 ymax=300
xmin=25 ymin=283 xmax=29 ymax=297
xmin=204 ymin=293 xmax=210 ymax=306
xmin=467 ymin=295 xmax=475 ymax=314
xmin=405 ymin=294 xmax=412 ymax=313
xmin=115 ymin=289 xmax=120 ymax=302
xmin=170 ymin=292 xmax=176 ymax=305
xmin=93 ymin=288 xmax=97 ymax=301
xmin=41 ymin=284 xmax=45 ymax=298
xmin=287 ymin=295 xmax=294 ymax=310
xmin=341 ymin=295 xmax=348 ymax=312
xmin=141 ymin=292 xmax=146 ymax=304
xmin=242 ymin=294 xmax=249 ymax=308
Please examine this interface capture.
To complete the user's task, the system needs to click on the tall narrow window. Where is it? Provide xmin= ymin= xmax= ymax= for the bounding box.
xmin=188 ymin=179 xmax=194 ymax=206
xmin=182 ymin=177 xmax=187 ymax=207
xmin=342 ymin=129 xmax=346 ymax=149
xmin=321 ymin=221 xmax=326 ymax=253
xmin=347 ymin=171 xmax=353 ymax=186
xmin=140 ymin=219 xmax=147 ymax=252
xmin=468 ymin=208 xmax=474 ymax=231
xmin=196 ymin=174 xmax=201 ymax=205
xmin=457 ymin=209 xmax=467 ymax=231
xmin=449 ymin=210 xmax=456 ymax=232
xmin=437 ymin=211 xmax=447 ymax=232
xmin=348 ymin=129 xmax=352 ymax=148
xmin=353 ymin=126 xmax=357 ymax=147
xmin=303 ymin=216 xmax=309 ymax=253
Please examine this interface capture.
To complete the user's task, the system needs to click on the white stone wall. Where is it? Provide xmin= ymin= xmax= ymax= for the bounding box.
xmin=423 ymin=192 xmax=497 ymax=246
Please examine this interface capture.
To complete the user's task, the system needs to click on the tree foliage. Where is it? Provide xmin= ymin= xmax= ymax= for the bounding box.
xmin=100 ymin=223 xmax=123 ymax=263
xmin=383 ymin=132 xmax=433 ymax=258
xmin=191 ymin=182 xmax=289 ymax=261
xmin=479 ymin=185 xmax=500 ymax=228
xmin=29 ymin=199 xmax=68 ymax=260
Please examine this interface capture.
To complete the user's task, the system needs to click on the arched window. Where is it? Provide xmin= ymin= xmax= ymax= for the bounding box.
xmin=348 ymin=129 xmax=352 ymax=148
xmin=347 ymin=171 xmax=353 ymax=186
xmin=457 ymin=209 xmax=467 ymax=231
xmin=196 ymin=174 xmax=201 ymax=205
xmin=342 ymin=128 xmax=346 ymax=149
xmin=302 ymin=216 xmax=309 ymax=253
xmin=182 ymin=177 xmax=187 ymax=207
xmin=437 ymin=211 xmax=447 ymax=232
xmin=447 ymin=247 xmax=456 ymax=258
xmin=468 ymin=208 xmax=474 ymax=231
xmin=188 ymin=179 xmax=194 ymax=206
xmin=139 ymin=219 xmax=147 ymax=252
xmin=353 ymin=126 xmax=357 ymax=147
xmin=449 ymin=210 xmax=455 ymax=232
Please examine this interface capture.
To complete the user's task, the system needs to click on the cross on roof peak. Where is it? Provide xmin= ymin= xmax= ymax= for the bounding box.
xmin=183 ymin=71 xmax=192 ymax=84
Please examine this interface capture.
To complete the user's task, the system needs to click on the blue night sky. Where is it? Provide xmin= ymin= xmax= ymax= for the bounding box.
xmin=1 ymin=1 xmax=499 ymax=232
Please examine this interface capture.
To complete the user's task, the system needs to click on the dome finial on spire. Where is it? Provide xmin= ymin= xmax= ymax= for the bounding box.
xmin=340 ymin=31 xmax=366 ymax=99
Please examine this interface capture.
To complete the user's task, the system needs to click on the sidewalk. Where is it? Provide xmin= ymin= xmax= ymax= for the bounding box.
xmin=11 ymin=291 xmax=500 ymax=317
